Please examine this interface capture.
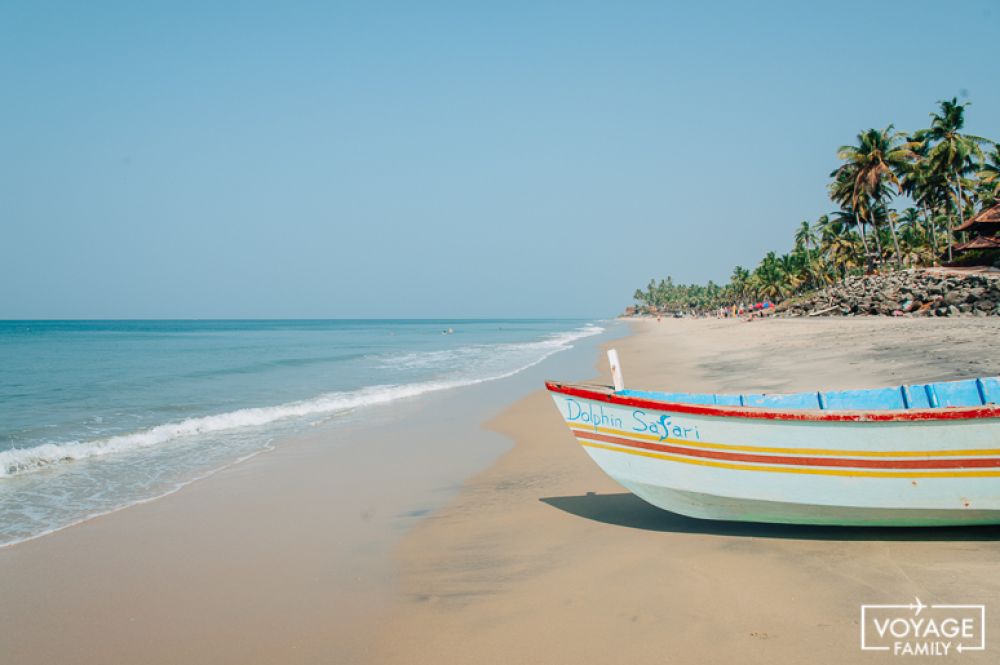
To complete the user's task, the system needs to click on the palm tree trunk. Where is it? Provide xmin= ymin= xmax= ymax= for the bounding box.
xmin=871 ymin=222 xmax=884 ymax=267
xmin=855 ymin=212 xmax=871 ymax=271
xmin=955 ymin=168 xmax=967 ymax=229
xmin=946 ymin=171 xmax=961 ymax=263
xmin=921 ymin=203 xmax=937 ymax=257
xmin=809 ymin=246 xmax=819 ymax=288
xmin=888 ymin=222 xmax=903 ymax=270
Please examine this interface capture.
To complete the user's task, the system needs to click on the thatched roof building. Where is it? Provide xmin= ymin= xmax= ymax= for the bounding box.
xmin=954 ymin=235 xmax=1000 ymax=252
xmin=952 ymin=203 xmax=1000 ymax=266
xmin=955 ymin=202 xmax=1000 ymax=234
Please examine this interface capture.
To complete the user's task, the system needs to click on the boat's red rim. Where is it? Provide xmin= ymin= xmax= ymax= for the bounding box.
xmin=545 ymin=381 xmax=1000 ymax=423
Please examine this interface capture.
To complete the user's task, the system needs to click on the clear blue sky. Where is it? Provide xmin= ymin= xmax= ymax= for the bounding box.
xmin=3 ymin=1 xmax=998 ymax=318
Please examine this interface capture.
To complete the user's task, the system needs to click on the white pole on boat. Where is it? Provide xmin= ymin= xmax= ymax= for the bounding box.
xmin=607 ymin=349 xmax=625 ymax=392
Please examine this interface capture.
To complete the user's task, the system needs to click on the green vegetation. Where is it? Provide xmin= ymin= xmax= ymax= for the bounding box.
xmin=631 ymin=98 xmax=998 ymax=315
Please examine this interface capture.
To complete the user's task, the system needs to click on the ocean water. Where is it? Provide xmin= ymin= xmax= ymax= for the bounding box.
xmin=0 ymin=319 xmax=603 ymax=546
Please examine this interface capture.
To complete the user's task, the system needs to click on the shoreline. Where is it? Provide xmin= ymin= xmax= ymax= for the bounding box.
xmin=0 ymin=441 xmax=280 ymax=551
xmin=0 ymin=323 xmax=621 ymax=665
xmin=0 ymin=320 xmax=608 ymax=550
xmin=375 ymin=317 xmax=1000 ymax=664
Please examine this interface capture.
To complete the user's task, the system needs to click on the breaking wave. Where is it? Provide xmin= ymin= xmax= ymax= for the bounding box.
xmin=0 ymin=324 xmax=603 ymax=478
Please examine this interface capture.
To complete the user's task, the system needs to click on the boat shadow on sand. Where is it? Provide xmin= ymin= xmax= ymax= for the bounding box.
xmin=539 ymin=493 xmax=1000 ymax=542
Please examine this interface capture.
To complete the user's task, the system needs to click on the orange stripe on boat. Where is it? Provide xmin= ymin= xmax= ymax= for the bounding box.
xmin=573 ymin=430 xmax=1000 ymax=470
xmin=578 ymin=441 xmax=1000 ymax=478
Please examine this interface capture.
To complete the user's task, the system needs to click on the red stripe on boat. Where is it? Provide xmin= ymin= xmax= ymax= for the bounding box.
xmin=571 ymin=429 xmax=1000 ymax=470
xmin=546 ymin=382 xmax=1000 ymax=423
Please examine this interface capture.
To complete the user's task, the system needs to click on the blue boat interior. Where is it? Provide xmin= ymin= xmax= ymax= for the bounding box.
xmin=617 ymin=376 xmax=1000 ymax=411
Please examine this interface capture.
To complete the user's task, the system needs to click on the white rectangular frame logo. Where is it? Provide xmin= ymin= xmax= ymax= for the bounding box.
xmin=861 ymin=599 xmax=985 ymax=655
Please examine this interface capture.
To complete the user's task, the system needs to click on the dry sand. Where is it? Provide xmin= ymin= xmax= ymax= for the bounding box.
xmin=375 ymin=317 xmax=1000 ymax=664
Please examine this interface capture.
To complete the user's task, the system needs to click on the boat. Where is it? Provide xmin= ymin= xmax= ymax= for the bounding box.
xmin=545 ymin=351 xmax=1000 ymax=526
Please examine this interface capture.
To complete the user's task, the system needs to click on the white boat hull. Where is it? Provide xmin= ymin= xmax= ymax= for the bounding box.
xmin=548 ymin=387 xmax=1000 ymax=526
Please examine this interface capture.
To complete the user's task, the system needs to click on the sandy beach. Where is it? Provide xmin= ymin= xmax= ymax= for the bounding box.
xmin=0 ymin=325 xmax=616 ymax=665
xmin=375 ymin=317 xmax=1000 ymax=664
xmin=2 ymin=317 xmax=999 ymax=664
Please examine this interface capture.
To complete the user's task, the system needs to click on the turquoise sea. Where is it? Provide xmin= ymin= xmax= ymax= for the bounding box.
xmin=0 ymin=319 xmax=603 ymax=546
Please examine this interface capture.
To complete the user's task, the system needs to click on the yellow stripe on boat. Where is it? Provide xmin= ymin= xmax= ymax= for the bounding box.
xmin=578 ymin=440 xmax=1000 ymax=479
xmin=574 ymin=425 xmax=1000 ymax=459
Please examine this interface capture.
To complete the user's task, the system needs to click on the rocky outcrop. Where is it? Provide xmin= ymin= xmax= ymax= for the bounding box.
xmin=779 ymin=269 xmax=1000 ymax=317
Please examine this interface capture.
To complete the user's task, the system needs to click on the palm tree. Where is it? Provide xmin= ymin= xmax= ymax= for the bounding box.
xmin=793 ymin=220 xmax=816 ymax=253
xmin=818 ymin=213 xmax=862 ymax=279
xmin=793 ymin=220 xmax=820 ymax=287
xmin=644 ymin=280 xmax=655 ymax=310
xmin=729 ymin=266 xmax=750 ymax=303
xmin=829 ymin=169 xmax=872 ymax=264
xmin=751 ymin=252 xmax=791 ymax=301
xmin=895 ymin=207 xmax=938 ymax=267
xmin=977 ymin=145 xmax=1000 ymax=206
xmin=632 ymin=288 xmax=647 ymax=311
xmin=870 ymin=202 xmax=899 ymax=265
xmin=901 ymin=154 xmax=949 ymax=257
xmin=916 ymin=98 xmax=991 ymax=260
xmin=831 ymin=126 xmax=915 ymax=268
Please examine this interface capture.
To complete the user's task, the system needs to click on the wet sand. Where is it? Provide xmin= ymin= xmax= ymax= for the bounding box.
xmin=0 ymin=330 xmax=615 ymax=665
xmin=375 ymin=317 xmax=1000 ymax=664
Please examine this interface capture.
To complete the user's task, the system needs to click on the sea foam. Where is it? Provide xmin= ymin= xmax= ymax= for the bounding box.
xmin=0 ymin=323 xmax=603 ymax=478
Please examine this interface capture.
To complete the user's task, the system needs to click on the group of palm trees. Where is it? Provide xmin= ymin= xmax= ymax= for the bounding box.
xmin=633 ymin=98 xmax=999 ymax=315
